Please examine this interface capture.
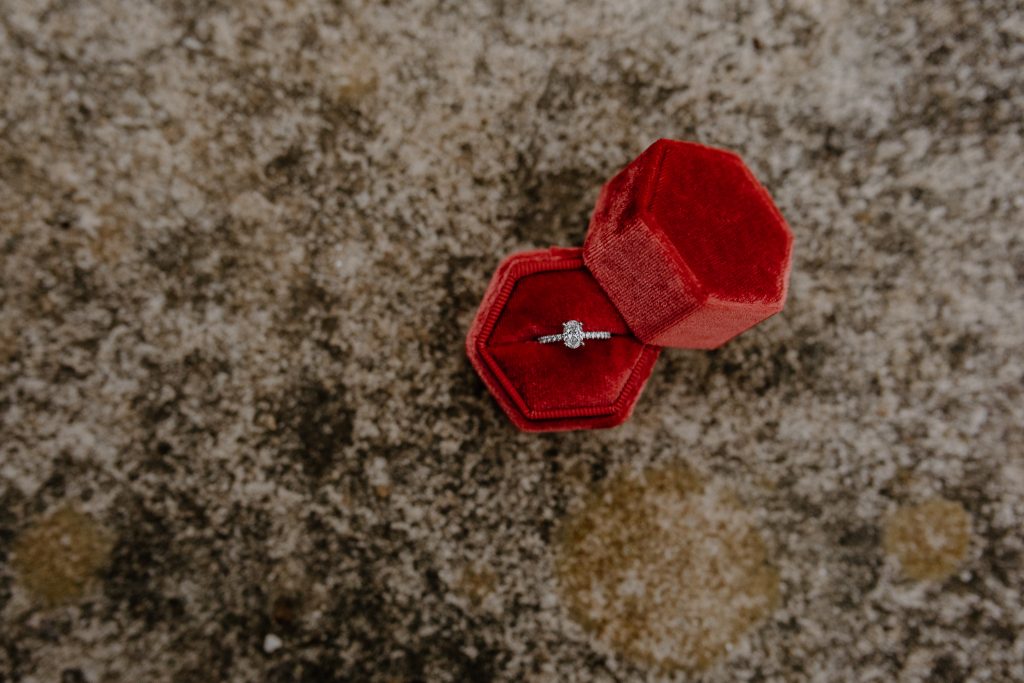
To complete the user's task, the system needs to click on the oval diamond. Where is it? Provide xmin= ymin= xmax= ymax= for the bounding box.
xmin=563 ymin=320 xmax=584 ymax=349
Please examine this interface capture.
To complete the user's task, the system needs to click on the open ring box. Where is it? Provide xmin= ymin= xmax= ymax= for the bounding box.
xmin=466 ymin=139 xmax=794 ymax=432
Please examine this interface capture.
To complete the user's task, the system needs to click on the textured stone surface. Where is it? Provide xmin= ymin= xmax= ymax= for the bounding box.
xmin=555 ymin=466 xmax=779 ymax=672
xmin=883 ymin=498 xmax=972 ymax=582
xmin=1 ymin=1 xmax=1023 ymax=681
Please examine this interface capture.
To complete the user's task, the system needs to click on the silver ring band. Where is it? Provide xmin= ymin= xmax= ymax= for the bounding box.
xmin=537 ymin=331 xmax=613 ymax=343
xmin=536 ymin=320 xmax=612 ymax=349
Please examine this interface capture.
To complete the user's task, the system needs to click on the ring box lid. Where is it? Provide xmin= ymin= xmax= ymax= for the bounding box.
xmin=583 ymin=139 xmax=793 ymax=349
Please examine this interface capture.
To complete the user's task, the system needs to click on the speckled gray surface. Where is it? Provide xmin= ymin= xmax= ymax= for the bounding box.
xmin=2 ymin=1 xmax=1023 ymax=681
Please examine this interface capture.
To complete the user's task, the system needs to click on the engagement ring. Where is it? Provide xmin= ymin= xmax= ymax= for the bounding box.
xmin=536 ymin=320 xmax=611 ymax=349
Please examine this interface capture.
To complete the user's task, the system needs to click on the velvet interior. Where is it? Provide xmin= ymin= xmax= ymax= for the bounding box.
xmin=488 ymin=269 xmax=643 ymax=412
xmin=466 ymin=248 xmax=660 ymax=432
xmin=488 ymin=269 xmax=633 ymax=345
xmin=584 ymin=139 xmax=793 ymax=349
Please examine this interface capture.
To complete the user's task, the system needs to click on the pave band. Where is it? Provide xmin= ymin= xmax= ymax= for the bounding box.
xmin=537 ymin=331 xmax=613 ymax=343
xmin=536 ymin=320 xmax=612 ymax=349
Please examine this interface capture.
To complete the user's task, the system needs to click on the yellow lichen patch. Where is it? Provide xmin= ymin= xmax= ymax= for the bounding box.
xmin=458 ymin=563 xmax=498 ymax=606
xmin=883 ymin=499 xmax=971 ymax=581
xmin=12 ymin=507 xmax=114 ymax=605
xmin=87 ymin=207 xmax=133 ymax=265
xmin=336 ymin=69 xmax=379 ymax=102
xmin=554 ymin=467 xmax=779 ymax=672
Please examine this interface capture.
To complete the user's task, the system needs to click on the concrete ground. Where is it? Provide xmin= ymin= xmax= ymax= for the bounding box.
xmin=1 ymin=1 xmax=1022 ymax=681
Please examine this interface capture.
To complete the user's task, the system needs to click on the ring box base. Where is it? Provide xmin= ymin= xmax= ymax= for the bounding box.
xmin=465 ymin=247 xmax=661 ymax=432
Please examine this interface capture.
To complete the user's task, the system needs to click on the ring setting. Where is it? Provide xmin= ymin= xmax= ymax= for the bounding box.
xmin=536 ymin=320 xmax=612 ymax=349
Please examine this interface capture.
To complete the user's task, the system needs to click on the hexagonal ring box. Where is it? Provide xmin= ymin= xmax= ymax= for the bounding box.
xmin=466 ymin=139 xmax=794 ymax=432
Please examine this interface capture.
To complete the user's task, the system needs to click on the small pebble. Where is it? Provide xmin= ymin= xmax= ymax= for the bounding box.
xmin=263 ymin=634 xmax=283 ymax=654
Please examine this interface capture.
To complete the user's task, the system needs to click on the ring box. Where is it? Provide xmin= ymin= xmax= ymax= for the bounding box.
xmin=466 ymin=139 xmax=794 ymax=432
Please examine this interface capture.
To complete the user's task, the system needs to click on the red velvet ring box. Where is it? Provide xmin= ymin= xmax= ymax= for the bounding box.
xmin=466 ymin=139 xmax=794 ymax=432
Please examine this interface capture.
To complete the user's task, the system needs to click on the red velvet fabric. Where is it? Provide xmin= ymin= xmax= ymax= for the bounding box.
xmin=584 ymin=139 xmax=793 ymax=348
xmin=467 ymin=139 xmax=793 ymax=432
xmin=466 ymin=248 xmax=661 ymax=432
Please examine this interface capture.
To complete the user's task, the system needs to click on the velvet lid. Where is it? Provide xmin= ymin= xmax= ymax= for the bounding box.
xmin=584 ymin=139 xmax=793 ymax=348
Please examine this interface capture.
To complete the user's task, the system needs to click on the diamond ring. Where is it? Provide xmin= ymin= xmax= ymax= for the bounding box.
xmin=536 ymin=320 xmax=612 ymax=349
